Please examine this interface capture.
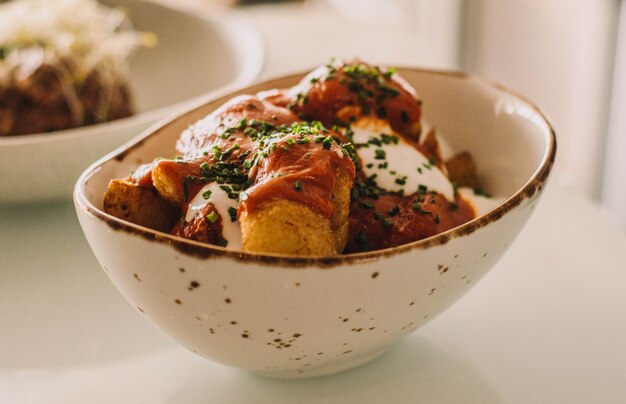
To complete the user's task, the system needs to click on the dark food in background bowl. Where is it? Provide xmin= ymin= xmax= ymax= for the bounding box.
xmin=0 ymin=0 xmax=154 ymax=136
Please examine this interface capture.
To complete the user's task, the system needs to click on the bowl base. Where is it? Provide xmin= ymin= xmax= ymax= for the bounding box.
xmin=250 ymin=344 xmax=393 ymax=379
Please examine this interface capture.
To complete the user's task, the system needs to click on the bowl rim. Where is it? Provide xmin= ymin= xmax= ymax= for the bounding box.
xmin=74 ymin=66 xmax=557 ymax=268
xmin=0 ymin=4 xmax=264 ymax=147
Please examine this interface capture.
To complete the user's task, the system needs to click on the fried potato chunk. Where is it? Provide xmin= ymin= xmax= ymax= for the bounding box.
xmin=240 ymin=170 xmax=353 ymax=255
xmin=445 ymin=151 xmax=479 ymax=188
xmin=240 ymin=201 xmax=333 ymax=255
xmin=103 ymin=179 xmax=180 ymax=232
xmin=329 ymin=171 xmax=352 ymax=253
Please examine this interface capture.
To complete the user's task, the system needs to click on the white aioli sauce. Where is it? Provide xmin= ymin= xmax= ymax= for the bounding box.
xmin=351 ymin=118 xmax=455 ymax=200
xmin=186 ymin=183 xmax=242 ymax=250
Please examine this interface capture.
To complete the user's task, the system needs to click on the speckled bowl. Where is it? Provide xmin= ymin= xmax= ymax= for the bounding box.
xmin=74 ymin=68 xmax=556 ymax=378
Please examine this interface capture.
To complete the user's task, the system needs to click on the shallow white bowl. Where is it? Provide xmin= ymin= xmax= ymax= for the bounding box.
xmin=75 ymin=68 xmax=556 ymax=378
xmin=0 ymin=0 xmax=263 ymax=204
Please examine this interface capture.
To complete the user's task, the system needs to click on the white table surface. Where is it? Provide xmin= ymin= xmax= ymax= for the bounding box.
xmin=2 ymin=2 xmax=626 ymax=403
xmin=1 ymin=178 xmax=625 ymax=404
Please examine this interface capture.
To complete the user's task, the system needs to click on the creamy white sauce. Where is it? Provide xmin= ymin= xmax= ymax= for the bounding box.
xmin=351 ymin=117 xmax=455 ymax=200
xmin=186 ymin=183 xmax=242 ymax=250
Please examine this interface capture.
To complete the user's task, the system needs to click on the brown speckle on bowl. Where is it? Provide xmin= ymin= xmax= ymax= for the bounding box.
xmin=137 ymin=306 xmax=144 ymax=313
xmin=409 ymin=301 xmax=415 ymax=306
xmin=268 ymin=328 xmax=274 ymax=332
xmin=188 ymin=280 xmax=200 ymax=290
xmin=483 ymin=252 xmax=487 ymax=257
xmin=342 ymin=350 xmax=353 ymax=355
xmin=225 ymin=298 xmax=232 ymax=304
xmin=230 ymin=321 xmax=237 ymax=325
xmin=454 ymin=254 xmax=458 ymax=258
xmin=133 ymin=273 xmax=141 ymax=281
xmin=371 ymin=272 xmax=379 ymax=279
xmin=175 ymin=299 xmax=182 ymax=304
xmin=241 ymin=333 xmax=249 ymax=339
xmin=295 ymin=282 xmax=301 ymax=287
xmin=428 ymin=288 xmax=436 ymax=295
xmin=179 ymin=267 xmax=185 ymax=273
xmin=209 ymin=328 xmax=215 ymax=334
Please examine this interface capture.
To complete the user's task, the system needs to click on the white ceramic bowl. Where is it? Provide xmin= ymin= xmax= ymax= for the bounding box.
xmin=75 ymin=68 xmax=556 ymax=378
xmin=0 ymin=0 xmax=263 ymax=204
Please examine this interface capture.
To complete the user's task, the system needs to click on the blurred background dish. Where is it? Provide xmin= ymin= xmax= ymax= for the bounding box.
xmin=0 ymin=0 xmax=263 ymax=204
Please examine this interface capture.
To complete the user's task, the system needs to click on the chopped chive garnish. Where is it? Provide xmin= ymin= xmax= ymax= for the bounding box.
xmin=206 ymin=211 xmax=219 ymax=223
xmin=395 ymin=177 xmax=406 ymax=185
xmin=294 ymin=180 xmax=302 ymax=191
xmin=228 ymin=207 xmax=237 ymax=222
xmin=202 ymin=189 xmax=212 ymax=200
xmin=374 ymin=149 xmax=386 ymax=160
xmin=388 ymin=205 xmax=400 ymax=216
xmin=434 ymin=215 xmax=441 ymax=224
xmin=322 ymin=136 xmax=333 ymax=149
xmin=474 ymin=187 xmax=492 ymax=198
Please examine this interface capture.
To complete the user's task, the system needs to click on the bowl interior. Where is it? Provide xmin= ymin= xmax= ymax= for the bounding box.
xmin=82 ymin=69 xmax=552 ymax=214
